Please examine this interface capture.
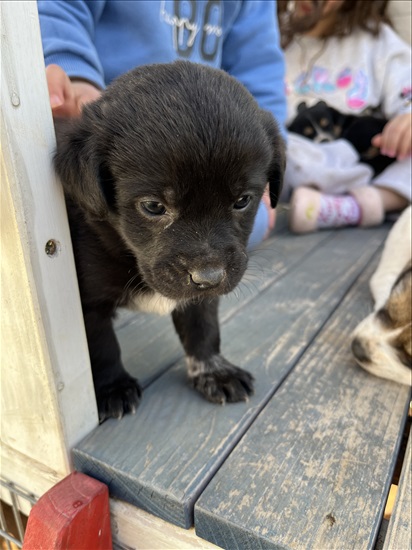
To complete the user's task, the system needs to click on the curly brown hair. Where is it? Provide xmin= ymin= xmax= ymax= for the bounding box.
xmin=277 ymin=0 xmax=392 ymax=48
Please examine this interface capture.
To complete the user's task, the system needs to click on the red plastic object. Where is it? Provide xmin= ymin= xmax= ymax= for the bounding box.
xmin=23 ymin=471 xmax=112 ymax=549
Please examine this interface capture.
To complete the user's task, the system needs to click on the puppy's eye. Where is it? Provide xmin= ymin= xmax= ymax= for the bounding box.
xmin=234 ymin=195 xmax=251 ymax=210
xmin=320 ymin=117 xmax=329 ymax=127
xmin=140 ymin=201 xmax=167 ymax=216
xmin=303 ymin=126 xmax=314 ymax=136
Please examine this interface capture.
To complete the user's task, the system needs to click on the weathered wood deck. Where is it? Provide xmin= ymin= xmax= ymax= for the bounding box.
xmin=72 ymin=213 xmax=411 ymax=549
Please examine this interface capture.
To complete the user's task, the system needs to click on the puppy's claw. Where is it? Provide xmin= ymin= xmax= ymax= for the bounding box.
xmin=190 ymin=356 xmax=254 ymax=404
xmin=96 ymin=376 xmax=142 ymax=423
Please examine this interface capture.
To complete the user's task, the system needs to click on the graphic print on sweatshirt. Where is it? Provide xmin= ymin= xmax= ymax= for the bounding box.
xmin=292 ymin=65 xmax=369 ymax=111
xmin=160 ymin=0 xmax=222 ymax=62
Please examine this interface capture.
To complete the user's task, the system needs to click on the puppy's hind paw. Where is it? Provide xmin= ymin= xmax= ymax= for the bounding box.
xmin=189 ymin=355 xmax=254 ymax=404
xmin=96 ymin=376 xmax=142 ymax=423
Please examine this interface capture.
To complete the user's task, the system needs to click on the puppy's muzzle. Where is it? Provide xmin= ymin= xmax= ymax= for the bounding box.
xmin=189 ymin=267 xmax=226 ymax=290
xmin=351 ymin=337 xmax=370 ymax=364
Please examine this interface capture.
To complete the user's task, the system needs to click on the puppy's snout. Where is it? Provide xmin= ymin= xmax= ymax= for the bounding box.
xmin=351 ymin=337 xmax=370 ymax=363
xmin=315 ymin=135 xmax=333 ymax=144
xmin=189 ymin=267 xmax=226 ymax=290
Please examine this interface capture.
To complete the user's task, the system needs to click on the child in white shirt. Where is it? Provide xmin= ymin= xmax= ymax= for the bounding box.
xmin=278 ymin=0 xmax=411 ymax=233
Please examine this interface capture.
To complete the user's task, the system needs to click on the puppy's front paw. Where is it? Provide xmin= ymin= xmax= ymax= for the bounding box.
xmin=96 ymin=376 xmax=142 ymax=423
xmin=188 ymin=355 xmax=254 ymax=404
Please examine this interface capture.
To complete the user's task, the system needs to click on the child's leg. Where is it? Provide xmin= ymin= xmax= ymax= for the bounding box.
xmin=376 ymin=186 xmax=409 ymax=211
xmin=289 ymin=185 xmax=409 ymax=234
xmin=247 ymin=187 xmax=276 ymax=248
xmin=287 ymin=140 xmax=411 ymax=234
xmin=289 ymin=186 xmax=364 ymax=233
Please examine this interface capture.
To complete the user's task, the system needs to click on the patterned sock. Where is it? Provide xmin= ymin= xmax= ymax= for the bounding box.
xmin=317 ymin=194 xmax=361 ymax=229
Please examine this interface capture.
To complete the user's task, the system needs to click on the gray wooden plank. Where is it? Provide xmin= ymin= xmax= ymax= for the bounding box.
xmin=383 ymin=427 xmax=412 ymax=550
xmin=116 ymin=313 xmax=181 ymax=387
xmin=375 ymin=519 xmax=390 ymax=550
xmin=195 ymin=256 xmax=410 ymax=550
xmin=73 ymin=226 xmax=390 ymax=530
xmin=219 ymin=227 xmax=332 ymax=320
xmin=113 ymin=308 xmax=136 ymax=330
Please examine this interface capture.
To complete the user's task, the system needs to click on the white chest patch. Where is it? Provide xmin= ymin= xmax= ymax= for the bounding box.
xmin=131 ymin=292 xmax=177 ymax=316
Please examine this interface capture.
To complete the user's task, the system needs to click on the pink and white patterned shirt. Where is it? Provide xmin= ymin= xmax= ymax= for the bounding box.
xmin=284 ymin=23 xmax=411 ymax=124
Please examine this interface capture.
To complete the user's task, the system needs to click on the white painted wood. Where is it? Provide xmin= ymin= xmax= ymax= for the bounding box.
xmin=0 ymin=0 xmax=98 ymax=500
xmin=110 ymin=499 xmax=220 ymax=550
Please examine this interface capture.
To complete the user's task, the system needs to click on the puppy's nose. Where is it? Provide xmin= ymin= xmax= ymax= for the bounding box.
xmin=351 ymin=337 xmax=370 ymax=363
xmin=190 ymin=267 xmax=226 ymax=289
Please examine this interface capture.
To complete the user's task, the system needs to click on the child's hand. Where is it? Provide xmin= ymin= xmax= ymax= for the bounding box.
xmin=371 ymin=112 xmax=412 ymax=161
xmin=46 ymin=64 xmax=101 ymax=118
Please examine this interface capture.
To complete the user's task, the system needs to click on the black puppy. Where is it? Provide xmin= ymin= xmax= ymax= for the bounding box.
xmin=54 ymin=61 xmax=285 ymax=422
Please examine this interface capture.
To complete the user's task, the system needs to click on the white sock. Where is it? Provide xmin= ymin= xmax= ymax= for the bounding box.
xmin=317 ymin=194 xmax=361 ymax=228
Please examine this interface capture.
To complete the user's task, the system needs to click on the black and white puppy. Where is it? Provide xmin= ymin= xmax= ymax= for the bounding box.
xmin=55 ymin=61 xmax=285 ymax=422
xmin=288 ymin=101 xmax=395 ymax=176
xmin=352 ymin=206 xmax=412 ymax=385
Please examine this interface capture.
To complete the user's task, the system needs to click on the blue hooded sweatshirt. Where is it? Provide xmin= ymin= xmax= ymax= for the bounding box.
xmin=37 ymin=0 xmax=286 ymax=246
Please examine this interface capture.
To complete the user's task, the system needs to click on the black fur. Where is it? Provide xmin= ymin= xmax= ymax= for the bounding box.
xmin=288 ymin=101 xmax=395 ymax=176
xmin=54 ymin=61 xmax=285 ymax=422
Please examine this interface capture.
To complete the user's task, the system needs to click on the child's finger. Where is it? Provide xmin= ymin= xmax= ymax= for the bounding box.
xmin=46 ymin=64 xmax=66 ymax=103
xmin=45 ymin=64 xmax=78 ymax=117
xmin=397 ymin=127 xmax=412 ymax=160
xmin=371 ymin=133 xmax=382 ymax=147
xmin=380 ymin=122 xmax=400 ymax=158
xmin=74 ymin=82 xmax=102 ymax=112
xmin=380 ymin=113 xmax=412 ymax=159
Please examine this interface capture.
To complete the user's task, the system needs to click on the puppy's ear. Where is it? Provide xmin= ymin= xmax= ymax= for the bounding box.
xmin=260 ymin=110 xmax=286 ymax=208
xmin=54 ymin=116 xmax=116 ymax=218
xmin=297 ymin=101 xmax=307 ymax=113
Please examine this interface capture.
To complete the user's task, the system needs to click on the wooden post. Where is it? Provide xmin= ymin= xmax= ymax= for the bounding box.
xmin=23 ymin=472 xmax=112 ymax=550
xmin=1 ymin=0 xmax=98 ymax=508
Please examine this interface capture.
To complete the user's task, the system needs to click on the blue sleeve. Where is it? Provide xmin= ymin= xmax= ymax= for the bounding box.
xmin=221 ymin=0 xmax=287 ymax=140
xmin=37 ymin=0 xmax=107 ymax=89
